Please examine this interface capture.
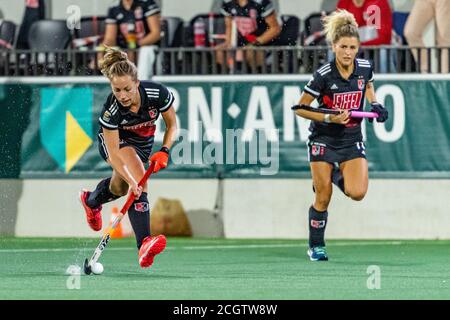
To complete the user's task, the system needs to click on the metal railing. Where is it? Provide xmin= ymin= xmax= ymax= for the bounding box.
xmin=1 ymin=45 xmax=448 ymax=76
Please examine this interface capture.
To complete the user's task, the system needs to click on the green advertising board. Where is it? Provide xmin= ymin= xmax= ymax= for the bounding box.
xmin=0 ymin=75 xmax=449 ymax=179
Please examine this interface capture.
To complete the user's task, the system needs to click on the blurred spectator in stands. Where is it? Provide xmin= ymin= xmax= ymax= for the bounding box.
xmin=99 ymin=0 xmax=161 ymax=63
xmin=404 ymin=0 xmax=449 ymax=73
xmin=336 ymin=0 xmax=392 ymax=46
xmin=16 ymin=0 xmax=46 ymax=50
xmin=216 ymin=0 xmax=281 ymax=73
xmin=336 ymin=0 xmax=392 ymax=72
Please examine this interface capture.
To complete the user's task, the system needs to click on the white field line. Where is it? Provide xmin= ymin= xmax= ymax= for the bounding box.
xmin=0 ymin=241 xmax=408 ymax=253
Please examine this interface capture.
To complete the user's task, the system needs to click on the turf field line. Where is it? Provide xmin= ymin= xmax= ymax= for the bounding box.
xmin=0 ymin=240 xmax=406 ymax=253
xmin=180 ymin=241 xmax=404 ymax=250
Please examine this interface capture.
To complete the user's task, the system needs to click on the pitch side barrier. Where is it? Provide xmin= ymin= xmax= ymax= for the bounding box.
xmin=1 ymin=46 xmax=449 ymax=75
xmin=1 ymin=74 xmax=449 ymax=180
xmin=1 ymin=75 xmax=450 ymax=238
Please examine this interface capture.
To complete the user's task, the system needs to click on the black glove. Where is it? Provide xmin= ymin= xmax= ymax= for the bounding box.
xmin=369 ymin=102 xmax=388 ymax=123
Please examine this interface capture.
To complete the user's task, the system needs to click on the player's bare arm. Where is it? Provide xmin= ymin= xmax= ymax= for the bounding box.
xmin=160 ymin=106 xmax=177 ymax=150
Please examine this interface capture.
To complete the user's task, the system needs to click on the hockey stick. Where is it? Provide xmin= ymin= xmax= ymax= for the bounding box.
xmin=83 ymin=162 xmax=155 ymax=275
xmin=291 ymin=104 xmax=379 ymax=118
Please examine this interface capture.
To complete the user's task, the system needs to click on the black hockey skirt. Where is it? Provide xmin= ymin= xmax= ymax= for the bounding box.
xmin=97 ymin=132 xmax=153 ymax=164
xmin=307 ymin=140 xmax=367 ymax=164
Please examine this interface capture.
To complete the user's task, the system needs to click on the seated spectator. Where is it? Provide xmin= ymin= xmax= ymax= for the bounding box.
xmin=404 ymin=0 xmax=449 ymax=73
xmin=98 ymin=0 xmax=161 ymax=63
xmin=336 ymin=0 xmax=392 ymax=46
xmin=217 ymin=0 xmax=281 ymax=72
xmin=336 ymin=0 xmax=392 ymax=72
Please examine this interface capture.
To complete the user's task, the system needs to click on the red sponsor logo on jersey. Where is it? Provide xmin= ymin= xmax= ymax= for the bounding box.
xmin=123 ymin=121 xmax=156 ymax=137
xmin=135 ymin=21 xmax=145 ymax=38
xmin=235 ymin=16 xmax=257 ymax=36
xmin=332 ymin=91 xmax=362 ymax=110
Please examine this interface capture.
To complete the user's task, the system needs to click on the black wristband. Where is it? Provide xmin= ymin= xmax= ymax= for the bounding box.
xmin=160 ymin=146 xmax=170 ymax=154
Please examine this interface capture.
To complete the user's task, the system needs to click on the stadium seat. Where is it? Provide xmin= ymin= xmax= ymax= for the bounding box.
xmin=70 ymin=17 xmax=106 ymax=75
xmin=272 ymin=15 xmax=300 ymax=46
xmin=0 ymin=20 xmax=17 ymax=49
xmin=72 ymin=16 xmax=106 ymax=48
xmin=158 ymin=17 xmax=184 ymax=75
xmin=301 ymin=12 xmax=329 ymax=73
xmin=161 ymin=13 xmax=226 ymax=74
xmin=264 ymin=15 xmax=301 ymax=73
xmin=0 ymin=20 xmax=17 ymax=76
xmin=302 ymin=12 xmax=328 ymax=46
xmin=28 ymin=20 xmax=71 ymax=51
xmin=27 ymin=20 xmax=72 ymax=75
xmin=160 ymin=16 xmax=184 ymax=48
xmin=77 ymin=16 xmax=106 ymax=39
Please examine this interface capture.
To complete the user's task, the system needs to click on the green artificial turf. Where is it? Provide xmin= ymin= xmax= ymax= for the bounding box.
xmin=0 ymin=237 xmax=449 ymax=300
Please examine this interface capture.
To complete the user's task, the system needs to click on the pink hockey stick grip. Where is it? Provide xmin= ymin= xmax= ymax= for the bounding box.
xmin=350 ymin=111 xmax=379 ymax=118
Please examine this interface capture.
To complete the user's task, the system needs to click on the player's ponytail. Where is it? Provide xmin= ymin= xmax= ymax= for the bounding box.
xmin=99 ymin=47 xmax=138 ymax=81
xmin=323 ymin=9 xmax=359 ymax=44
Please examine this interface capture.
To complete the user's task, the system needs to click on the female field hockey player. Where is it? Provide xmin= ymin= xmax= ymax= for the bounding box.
xmin=294 ymin=10 xmax=388 ymax=261
xmin=79 ymin=47 xmax=177 ymax=268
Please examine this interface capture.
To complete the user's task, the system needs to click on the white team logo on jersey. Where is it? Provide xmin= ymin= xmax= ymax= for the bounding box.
xmin=103 ymin=111 xmax=111 ymax=122
xmin=358 ymin=79 xmax=365 ymax=90
xmin=134 ymin=7 xmax=143 ymax=19
xmin=148 ymin=109 xmax=157 ymax=119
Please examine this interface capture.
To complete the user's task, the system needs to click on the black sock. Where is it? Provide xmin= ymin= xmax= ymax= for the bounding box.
xmin=309 ymin=206 xmax=328 ymax=248
xmin=86 ymin=178 xmax=120 ymax=208
xmin=128 ymin=192 xmax=150 ymax=249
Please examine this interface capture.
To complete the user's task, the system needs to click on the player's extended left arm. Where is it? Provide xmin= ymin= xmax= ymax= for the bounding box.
xmin=365 ymin=82 xmax=388 ymax=123
xmin=149 ymin=106 xmax=177 ymax=173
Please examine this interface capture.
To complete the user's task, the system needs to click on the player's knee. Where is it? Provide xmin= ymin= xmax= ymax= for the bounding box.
xmin=347 ymin=189 xmax=366 ymax=201
xmin=110 ymin=182 xmax=128 ymax=196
